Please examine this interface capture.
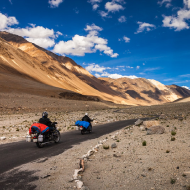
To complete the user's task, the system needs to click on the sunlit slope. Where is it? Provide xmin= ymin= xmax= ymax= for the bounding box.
xmin=0 ymin=33 xmax=130 ymax=105
xmin=99 ymin=77 xmax=190 ymax=105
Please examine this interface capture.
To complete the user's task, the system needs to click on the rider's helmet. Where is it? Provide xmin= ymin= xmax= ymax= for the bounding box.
xmin=85 ymin=113 xmax=88 ymax=116
xmin=42 ymin=111 xmax=48 ymax=118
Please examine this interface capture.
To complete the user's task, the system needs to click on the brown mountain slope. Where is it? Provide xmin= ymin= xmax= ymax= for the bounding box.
xmin=99 ymin=78 xmax=190 ymax=105
xmin=0 ymin=33 xmax=129 ymax=105
xmin=0 ymin=31 xmax=122 ymax=97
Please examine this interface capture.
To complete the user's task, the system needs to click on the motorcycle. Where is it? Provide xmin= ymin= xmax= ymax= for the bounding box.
xmin=26 ymin=122 xmax=61 ymax=148
xmin=75 ymin=120 xmax=93 ymax=135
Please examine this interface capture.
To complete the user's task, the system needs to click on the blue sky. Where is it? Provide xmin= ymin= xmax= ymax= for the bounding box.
xmin=1 ymin=0 xmax=190 ymax=89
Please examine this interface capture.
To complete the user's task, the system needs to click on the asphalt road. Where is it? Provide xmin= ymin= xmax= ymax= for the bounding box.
xmin=0 ymin=118 xmax=151 ymax=175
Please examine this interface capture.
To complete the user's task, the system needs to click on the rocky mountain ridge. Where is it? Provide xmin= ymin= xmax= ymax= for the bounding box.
xmin=0 ymin=31 xmax=190 ymax=106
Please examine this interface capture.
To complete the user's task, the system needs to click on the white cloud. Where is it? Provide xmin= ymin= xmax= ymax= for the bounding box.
xmin=118 ymin=15 xmax=126 ymax=22
xmin=7 ymin=25 xmax=55 ymax=39
xmin=9 ymin=0 xmax=12 ymax=4
xmin=6 ymin=25 xmax=62 ymax=48
xmin=0 ymin=13 xmax=18 ymax=30
xmin=126 ymin=66 xmax=133 ymax=69
xmin=95 ymin=73 xmax=101 ymax=78
xmin=143 ymin=63 xmax=145 ymax=65
xmin=162 ymin=9 xmax=190 ymax=31
xmin=123 ymin=36 xmax=130 ymax=43
xmin=85 ymin=63 xmax=110 ymax=73
xmin=26 ymin=38 xmax=55 ymax=48
xmin=144 ymin=67 xmax=160 ymax=71
xmin=184 ymin=0 xmax=190 ymax=9
xmin=84 ymin=24 xmax=103 ymax=31
xmin=163 ymin=78 xmax=173 ymax=81
xmin=180 ymin=74 xmax=190 ymax=77
xmin=136 ymin=66 xmax=140 ymax=69
xmin=158 ymin=0 xmax=172 ymax=8
xmin=105 ymin=0 xmax=124 ymax=12
xmin=93 ymin=4 xmax=99 ymax=10
xmin=88 ymin=0 xmax=102 ymax=10
xmin=182 ymin=86 xmax=190 ymax=90
xmin=135 ymin=21 xmax=156 ymax=34
xmin=48 ymin=0 xmax=63 ymax=8
xmin=99 ymin=10 xmax=109 ymax=18
xmin=108 ymin=74 xmax=138 ymax=79
xmin=88 ymin=0 xmax=102 ymax=4
xmin=53 ymin=24 xmax=119 ymax=57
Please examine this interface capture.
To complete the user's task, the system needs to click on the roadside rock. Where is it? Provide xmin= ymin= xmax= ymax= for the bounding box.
xmin=139 ymin=125 xmax=145 ymax=131
xmin=135 ymin=119 xmax=143 ymax=126
xmin=76 ymin=180 xmax=83 ymax=189
xmin=146 ymin=126 xmax=165 ymax=135
xmin=143 ymin=120 xmax=160 ymax=129
xmin=183 ymin=171 xmax=190 ymax=177
xmin=0 ymin=137 xmax=6 ymax=140
xmin=81 ymin=186 xmax=90 ymax=190
xmin=111 ymin=143 xmax=117 ymax=148
xmin=159 ymin=114 xmax=167 ymax=120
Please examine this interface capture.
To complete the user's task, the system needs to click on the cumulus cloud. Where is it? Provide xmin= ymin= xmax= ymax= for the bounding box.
xmin=26 ymin=38 xmax=55 ymax=48
xmin=84 ymin=24 xmax=103 ymax=31
xmin=105 ymin=0 xmax=124 ymax=13
xmin=123 ymin=36 xmax=130 ymax=43
xmin=53 ymin=24 xmax=119 ymax=57
xmin=135 ymin=21 xmax=156 ymax=34
xmin=6 ymin=25 xmax=62 ymax=48
xmin=162 ymin=9 xmax=190 ymax=31
xmin=93 ymin=4 xmax=99 ymax=10
xmin=0 ymin=13 xmax=18 ymax=30
xmin=184 ymin=0 xmax=190 ymax=9
xmin=118 ymin=15 xmax=126 ymax=22
xmin=158 ymin=0 xmax=172 ymax=8
xmin=85 ymin=63 xmax=110 ymax=73
xmin=7 ymin=25 xmax=55 ymax=38
xmin=99 ymin=10 xmax=110 ymax=18
xmin=48 ymin=0 xmax=63 ymax=8
xmin=162 ymin=0 xmax=190 ymax=31
xmin=136 ymin=66 xmax=140 ymax=69
xmin=88 ymin=0 xmax=102 ymax=10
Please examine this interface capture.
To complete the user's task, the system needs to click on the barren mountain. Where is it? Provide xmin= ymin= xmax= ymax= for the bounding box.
xmin=99 ymin=77 xmax=190 ymax=105
xmin=0 ymin=31 xmax=190 ymax=106
xmin=0 ymin=32 xmax=129 ymax=105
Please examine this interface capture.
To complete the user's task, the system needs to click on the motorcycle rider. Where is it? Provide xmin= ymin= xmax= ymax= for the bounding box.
xmin=39 ymin=111 xmax=54 ymax=132
xmin=82 ymin=113 xmax=93 ymax=131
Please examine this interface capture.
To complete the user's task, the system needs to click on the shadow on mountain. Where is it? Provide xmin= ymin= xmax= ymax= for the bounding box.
xmin=0 ymin=169 xmax=38 ymax=190
xmin=59 ymin=92 xmax=100 ymax=101
xmin=142 ymin=89 xmax=162 ymax=101
xmin=126 ymin=90 xmax=146 ymax=100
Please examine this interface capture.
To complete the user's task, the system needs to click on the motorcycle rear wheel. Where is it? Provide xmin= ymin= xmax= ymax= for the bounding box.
xmin=36 ymin=142 xmax=43 ymax=148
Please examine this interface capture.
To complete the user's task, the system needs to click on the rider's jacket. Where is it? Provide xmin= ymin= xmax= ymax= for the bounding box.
xmin=29 ymin=123 xmax=49 ymax=134
xmin=39 ymin=117 xmax=52 ymax=127
xmin=82 ymin=115 xmax=92 ymax=123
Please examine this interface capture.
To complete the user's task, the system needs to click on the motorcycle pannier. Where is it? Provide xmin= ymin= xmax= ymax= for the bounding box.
xmin=38 ymin=135 xmax=43 ymax=142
